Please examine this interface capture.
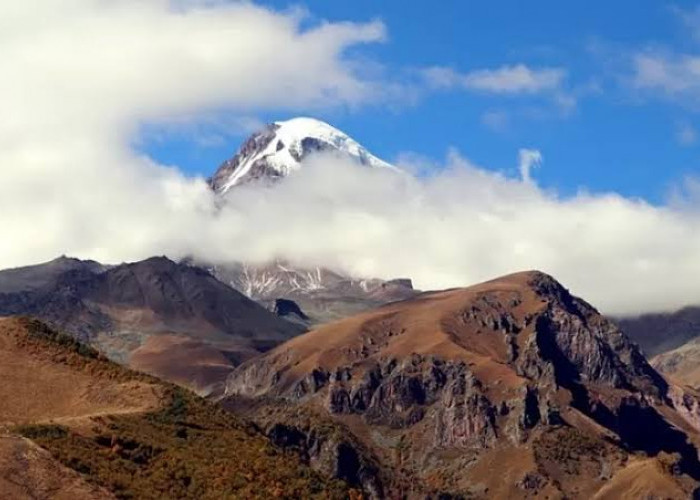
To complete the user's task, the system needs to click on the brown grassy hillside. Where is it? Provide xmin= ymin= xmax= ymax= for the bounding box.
xmin=0 ymin=317 xmax=348 ymax=499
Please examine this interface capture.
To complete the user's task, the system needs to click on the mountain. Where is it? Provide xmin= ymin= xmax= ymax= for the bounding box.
xmin=223 ymin=271 xmax=700 ymax=498
xmin=0 ymin=317 xmax=348 ymax=499
xmin=0 ymin=256 xmax=305 ymax=394
xmin=209 ymin=260 xmax=417 ymax=325
xmin=0 ymin=255 xmax=106 ymax=294
xmin=650 ymin=338 xmax=700 ymax=387
xmin=204 ymin=117 xmax=416 ymax=323
xmin=616 ymin=308 xmax=700 ymax=388
xmin=209 ymin=117 xmax=395 ymax=193
xmin=616 ymin=307 xmax=700 ymax=357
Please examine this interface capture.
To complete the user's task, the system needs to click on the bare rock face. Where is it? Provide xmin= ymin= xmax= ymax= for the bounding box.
xmin=229 ymin=271 xmax=663 ymax=416
xmin=208 ymin=123 xmax=279 ymax=191
xmin=433 ymin=369 xmax=498 ymax=448
xmin=321 ymin=356 xmax=501 ymax=449
xmin=515 ymin=273 xmax=664 ymax=394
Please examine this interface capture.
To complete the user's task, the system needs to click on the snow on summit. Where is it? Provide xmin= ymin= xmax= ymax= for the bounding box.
xmin=209 ymin=117 xmax=395 ymax=194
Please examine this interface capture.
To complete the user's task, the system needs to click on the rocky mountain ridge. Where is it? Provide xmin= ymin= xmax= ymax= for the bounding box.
xmin=223 ymin=270 xmax=700 ymax=498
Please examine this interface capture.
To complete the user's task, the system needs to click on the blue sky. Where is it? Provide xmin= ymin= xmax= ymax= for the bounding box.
xmin=144 ymin=1 xmax=700 ymax=204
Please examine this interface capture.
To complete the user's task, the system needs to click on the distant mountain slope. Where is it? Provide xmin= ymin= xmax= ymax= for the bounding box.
xmin=616 ymin=307 xmax=700 ymax=357
xmin=0 ymin=256 xmax=305 ymax=394
xmin=209 ymin=117 xmax=395 ymax=193
xmin=223 ymin=271 xmax=700 ymax=498
xmin=209 ymin=260 xmax=417 ymax=325
xmin=0 ymin=256 xmax=105 ymax=294
xmin=0 ymin=317 xmax=347 ymax=499
xmin=650 ymin=338 xmax=700 ymax=387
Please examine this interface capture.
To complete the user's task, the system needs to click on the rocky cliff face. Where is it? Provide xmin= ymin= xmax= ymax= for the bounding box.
xmin=223 ymin=271 xmax=700 ymax=498
xmin=264 ymin=418 xmax=385 ymax=498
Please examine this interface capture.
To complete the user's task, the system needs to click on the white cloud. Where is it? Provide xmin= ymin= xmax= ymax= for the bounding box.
xmin=621 ymin=9 xmax=700 ymax=121
xmin=198 ymin=151 xmax=700 ymax=317
xmin=518 ymin=149 xmax=542 ymax=183
xmin=424 ymin=64 xmax=567 ymax=94
xmin=423 ymin=64 xmax=575 ymax=115
xmin=619 ymin=6 xmax=700 ymax=106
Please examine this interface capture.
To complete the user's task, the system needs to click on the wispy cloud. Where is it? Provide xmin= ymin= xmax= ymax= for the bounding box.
xmin=139 ymin=115 xmax=267 ymax=149
xmin=632 ymin=51 xmax=700 ymax=99
xmin=676 ymin=120 xmax=698 ymax=146
xmin=421 ymin=63 xmax=576 ymax=116
xmin=481 ymin=109 xmax=510 ymax=132
xmin=672 ymin=4 xmax=700 ymax=42
xmin=423 ymin=64 xmax=567 ymax=94
xmin=624 ymin=7 xmax=700 ymax=107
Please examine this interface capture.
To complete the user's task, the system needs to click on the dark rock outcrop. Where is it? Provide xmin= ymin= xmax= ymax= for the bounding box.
xmin=271 ymin=298 xmax=309 ymax=321
xmin=265 ymin=422 xmax=384 ymax=498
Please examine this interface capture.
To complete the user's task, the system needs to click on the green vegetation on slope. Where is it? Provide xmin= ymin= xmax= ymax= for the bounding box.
xmin=17 ymin=389 xmax=348 ymax=499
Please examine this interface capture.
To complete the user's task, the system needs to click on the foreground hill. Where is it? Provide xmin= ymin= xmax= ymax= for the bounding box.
xmin=0 ymin=256 xmax=305 ymax=394
xmin=224 ymin=271 xmax=700 ymax=498
xmin=0 ymin=316 xmax=347 ymax=499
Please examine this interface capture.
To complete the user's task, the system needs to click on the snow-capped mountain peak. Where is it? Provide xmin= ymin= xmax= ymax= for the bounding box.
xmin=209 ymin=117 xmax=395 ymax=194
